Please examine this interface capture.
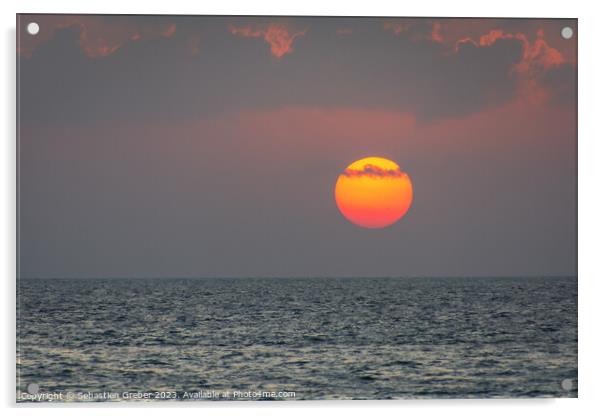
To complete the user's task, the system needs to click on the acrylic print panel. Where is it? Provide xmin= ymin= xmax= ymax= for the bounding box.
xmin=16 ymin=14 xmax=577 ymax=402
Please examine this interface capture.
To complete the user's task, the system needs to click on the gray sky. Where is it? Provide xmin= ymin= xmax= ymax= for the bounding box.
xmin=18 ymin=15 xmax=577 ymax=278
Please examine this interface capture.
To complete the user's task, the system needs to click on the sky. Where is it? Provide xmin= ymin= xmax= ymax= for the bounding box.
xmin=17 ymin=15 xmax=577 ymax=278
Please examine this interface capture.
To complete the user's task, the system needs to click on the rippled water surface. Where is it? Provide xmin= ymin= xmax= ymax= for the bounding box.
xmin=17 ymin=277 xmax=577 ymax=401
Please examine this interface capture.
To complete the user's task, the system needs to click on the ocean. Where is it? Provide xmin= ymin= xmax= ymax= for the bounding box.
xmin=16 ymin=276 xmax=577 ymax=401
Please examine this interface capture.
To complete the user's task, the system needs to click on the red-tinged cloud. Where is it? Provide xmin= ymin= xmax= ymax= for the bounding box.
xmin=18 ymin=15 xmax=177 ymax=58
xmin=386 ymin=20 xmax=572 ymax=105
xmin=518 ymin=30 xmax=566 ymax=72
xmin=385 ymin=19 xmax=572 ymax=73
xmin=430 ymin=21 xmax=444 ymax=43
xmin=228 ymin=23 xmax=306 ymax=58
xmin=454 ymin=28 xmax=567 ymax=103
xmin=384 ymin=19 xmax=450 ymax=44
xmin=342 ymin=164 xmax=406 ymax=178
xmin=162 ymin=24 xmax=177 ymax=38
xmin=383 ymin=21 xmax=410 ymax=35
xmin=186 ymin=35 xmax=201 ymax=56
xmin=456 ymin=29 xmax=565 ymax=71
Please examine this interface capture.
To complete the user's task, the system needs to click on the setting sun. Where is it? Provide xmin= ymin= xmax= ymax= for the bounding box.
xmin=335 ymin=157 xmax=413 ymax=229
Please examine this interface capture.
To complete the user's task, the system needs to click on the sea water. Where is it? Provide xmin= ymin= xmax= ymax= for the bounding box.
xmin=16 ymin=276 xmax=577 ymax=401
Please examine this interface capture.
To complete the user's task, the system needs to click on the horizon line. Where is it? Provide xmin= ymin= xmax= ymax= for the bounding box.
xmin=17 ymin=275 xmax=578 ymax=280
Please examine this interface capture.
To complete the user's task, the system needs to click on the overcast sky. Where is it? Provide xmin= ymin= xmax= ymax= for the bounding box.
xmin=18 ymin=15 xmax=577 ymax=278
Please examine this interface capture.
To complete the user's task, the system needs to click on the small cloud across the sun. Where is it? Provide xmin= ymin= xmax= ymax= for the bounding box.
xmin=342 ymin=164 xmax=407 ymax=179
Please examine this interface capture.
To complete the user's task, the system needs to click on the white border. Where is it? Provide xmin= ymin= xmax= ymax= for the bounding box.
xmin=2 ymin=1 xmax=601 ymax=415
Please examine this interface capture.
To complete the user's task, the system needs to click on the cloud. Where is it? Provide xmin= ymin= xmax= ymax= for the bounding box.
xmin=228 ymin=23 xmax=306 ymax=58
xmin=455 ymin=29 xmax=565 ymax=71
xmin=516 ymin=30 xmax=566 ymax=73
xmin=383 ymin=21 xmax=411 ymax=36
xmin=342 ymin=164 xmax=407 ymax=179
xmin=18 ymin=16 xmax=575 ymax=126
xmin=383 ymin=19 xmax=443 ymax=43
xmin=430 ymin=21 xmax=444 ymax=43
xmin=18 ymin=15 xmax=177 ymax=58
xmin=336 ymin=28 xmax=353 ymax=36
xmin=454 ymin=28 xmax=568 ymax=103
xmin=384 ymin=19 xmax=571 ymax=80
xmin=383 ymin=18 xmax=573 ymax=107
xmin=162 ymin=24 xmax=177 ymax=39
xmin=186 ymin=35 xmax=202 ymax=56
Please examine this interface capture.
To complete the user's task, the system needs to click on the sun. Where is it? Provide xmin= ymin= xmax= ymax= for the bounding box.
xmin=334 ymin=157 xmax=413 ymax=229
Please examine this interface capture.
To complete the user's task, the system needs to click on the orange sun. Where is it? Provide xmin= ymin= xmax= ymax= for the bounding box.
xmin=334 ymin=157 xmax=413 ymax=228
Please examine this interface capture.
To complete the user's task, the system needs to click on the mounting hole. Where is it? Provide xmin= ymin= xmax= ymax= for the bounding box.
xmin=27 ymin=22 xmax=40 ymax=36
xmin=561 ymin=378 xmax=573 ymax=391
xmin=561 ymin=26 xmax=573 ymax=40
xmin=27 ymin=383 xmax=40 ymax=394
